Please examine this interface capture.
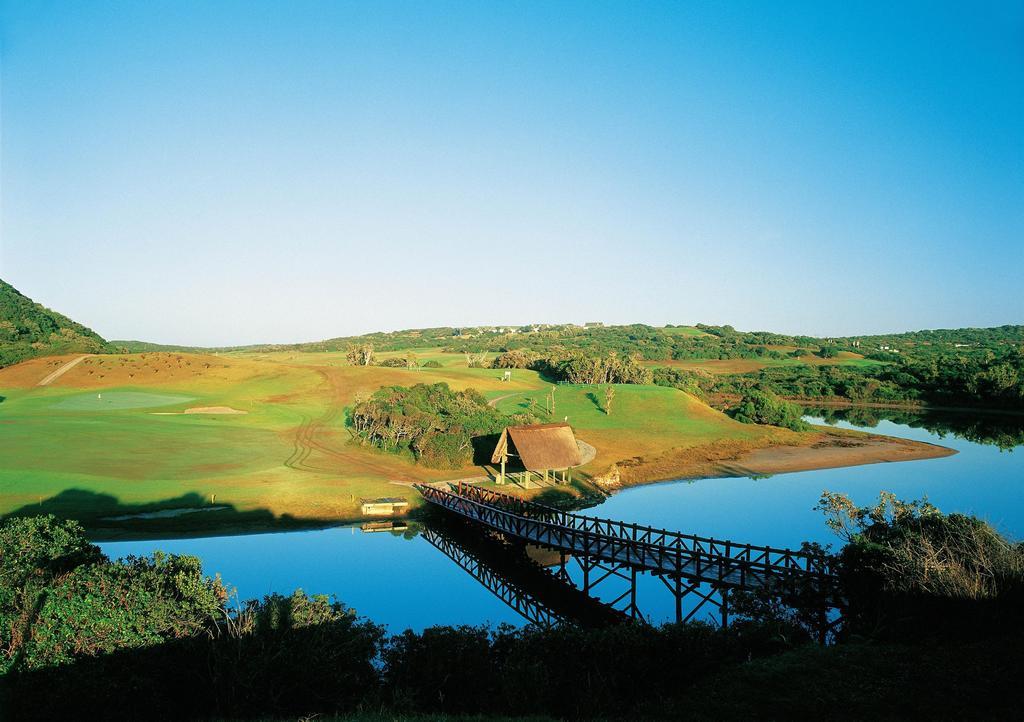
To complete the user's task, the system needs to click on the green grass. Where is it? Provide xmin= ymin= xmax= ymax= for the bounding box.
xmin=51 ymin=390 xmax=197 ymax=410
xmin=494 ymin=383 xmax=766 ymax=465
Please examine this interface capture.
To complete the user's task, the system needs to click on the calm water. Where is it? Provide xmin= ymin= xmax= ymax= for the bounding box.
xmin=101 ymin=413 xmax=1024 ymax=631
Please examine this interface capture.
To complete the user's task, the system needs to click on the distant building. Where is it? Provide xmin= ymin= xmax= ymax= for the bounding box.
xmin=491 ymin=422 xmax=583 ymax=486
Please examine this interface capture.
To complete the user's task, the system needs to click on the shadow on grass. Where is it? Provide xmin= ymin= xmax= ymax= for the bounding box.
xmin=2 ymin=489 xmax=341 ymax=541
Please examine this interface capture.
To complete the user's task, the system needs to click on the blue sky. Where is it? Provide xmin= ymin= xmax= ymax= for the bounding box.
xmin=1 ymin=1 xmax=1022 ymax=345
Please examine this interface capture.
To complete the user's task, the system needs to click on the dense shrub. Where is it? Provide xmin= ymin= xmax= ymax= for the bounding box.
xmin=491 ymin=349 xmax=535 ymax=369
xmin=21 ymin=552 xmax=226 ymax=670
xmin=729 ymin=390 xmax=810 ymax=431
xmin=0 ymin=516 xmax=104 ymax=674
xmin=817 ymin=491 xmax=1024 ymax=638
xmin=376 ymin=356 xmax=408 ymax=367
xmin=652 ymin=366 xmax=708 ymax=397
xmin=1 ymin=516 xmax=385 ymax=721
xmin=349 ymin=383 xmax=533 ymax=468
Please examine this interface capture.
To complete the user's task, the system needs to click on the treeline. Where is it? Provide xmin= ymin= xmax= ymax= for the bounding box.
xmin=492 ymin=349 xmax=653 ymax=384
xmin=4 ymin=497 xmax=1023 ymax=720
xmin=349 ymin=383 xmax=532 ymax=468
xmin=708 ymin=346 xmax=1024 ymax=409
xmin=449 ymin=324 xmax=811 ymax=362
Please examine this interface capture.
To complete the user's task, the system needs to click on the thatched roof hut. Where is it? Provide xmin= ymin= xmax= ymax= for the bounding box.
xmin=491 ymin=422 xmax=582 ymax=472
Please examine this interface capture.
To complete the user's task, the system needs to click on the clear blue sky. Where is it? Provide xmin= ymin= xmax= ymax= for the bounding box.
xmin=1 ymin=1 xmax=1022 ymax=345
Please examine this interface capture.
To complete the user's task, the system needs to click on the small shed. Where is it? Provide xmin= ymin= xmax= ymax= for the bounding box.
xmin=491 ymin=422 xmax=582 ymax=486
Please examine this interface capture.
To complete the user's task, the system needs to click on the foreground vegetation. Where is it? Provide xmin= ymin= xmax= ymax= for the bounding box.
xmin=2 ymin=494 xmax=1021 ymax=720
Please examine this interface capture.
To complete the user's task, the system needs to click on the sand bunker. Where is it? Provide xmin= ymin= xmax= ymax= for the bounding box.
xmin=151 ymin=406 xmax=247 ymax=415
xmin=183 ymin=406 xmax=247 ymax=415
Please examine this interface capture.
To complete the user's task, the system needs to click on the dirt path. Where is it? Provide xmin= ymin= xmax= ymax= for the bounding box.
xmin=36 ymin=355 xmax=91 ymax=386
xmin=487 ymin=392 xmax=520 ymax=408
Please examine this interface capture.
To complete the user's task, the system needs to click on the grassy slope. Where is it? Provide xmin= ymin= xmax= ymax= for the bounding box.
xmin=0 ymin=349 xmax=780 ymax=532
xmin=493 ymin=383 xmax=770 ymax=467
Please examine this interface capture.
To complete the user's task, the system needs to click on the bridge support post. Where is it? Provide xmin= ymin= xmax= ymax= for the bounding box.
xmin=557 ymin=551 xmax=570 ymax=582
xmin=580 ymin=555 xmax=593 ymax=593
xmin=720 ymin=587 xmax=729 ymax=629
xmin=629 ymin=567 xmax=638 ymax=620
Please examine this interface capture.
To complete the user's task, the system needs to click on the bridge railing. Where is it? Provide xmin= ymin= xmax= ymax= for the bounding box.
xmin=450 ymin=483 xmax=834 ymax=577
xmin=417 ymin=483 xmax=836 ymax=587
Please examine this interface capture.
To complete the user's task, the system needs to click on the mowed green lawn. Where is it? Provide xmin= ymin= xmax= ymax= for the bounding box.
xmin=0 ymin=373 xmax=313 ymax=521
xmin=493 ymin=384 xmax=767 ymax=464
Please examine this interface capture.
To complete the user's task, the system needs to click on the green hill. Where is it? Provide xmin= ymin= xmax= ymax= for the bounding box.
xmin=0 ymin=279 xmax=107 ymax=367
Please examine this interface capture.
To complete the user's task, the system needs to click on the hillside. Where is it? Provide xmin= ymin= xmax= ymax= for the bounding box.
xmin=0 ymin=279 xmax=107 ymax=367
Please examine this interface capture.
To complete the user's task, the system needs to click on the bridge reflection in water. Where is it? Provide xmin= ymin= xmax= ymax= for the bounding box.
xmin=417 ymin=483 xmax=842 ymax=632
xmin=421 ymin=520 xmax=628 ymax=628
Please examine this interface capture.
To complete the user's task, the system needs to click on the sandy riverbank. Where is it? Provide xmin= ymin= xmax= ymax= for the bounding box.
xmin=594 ymin=427 xmax=956 ymax=492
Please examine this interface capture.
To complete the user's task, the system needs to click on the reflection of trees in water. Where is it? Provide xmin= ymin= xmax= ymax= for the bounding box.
xmin=804 ymin=406 xmax=1024 ymax=451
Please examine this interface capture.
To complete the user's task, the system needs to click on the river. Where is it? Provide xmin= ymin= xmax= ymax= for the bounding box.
xmin=100 ymin=411 xmax=1024 ymax=631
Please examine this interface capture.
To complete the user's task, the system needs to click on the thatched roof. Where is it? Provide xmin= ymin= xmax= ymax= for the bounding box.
xmin=491 ymin=422 xmax=582 ymax=471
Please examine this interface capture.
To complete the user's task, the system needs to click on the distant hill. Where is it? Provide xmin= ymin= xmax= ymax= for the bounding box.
xmin=108 ymin=340 xmax=219 ymax=354
xmin=0 ymin=279 xmax=107 ymax=367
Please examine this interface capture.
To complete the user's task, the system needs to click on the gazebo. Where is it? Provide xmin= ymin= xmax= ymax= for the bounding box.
xmin=491 ymin=422 xmax=583 ymax=486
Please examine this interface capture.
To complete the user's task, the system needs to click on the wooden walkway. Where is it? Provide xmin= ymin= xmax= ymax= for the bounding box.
xmin=415 ymin=483 xmax=837 ymax=593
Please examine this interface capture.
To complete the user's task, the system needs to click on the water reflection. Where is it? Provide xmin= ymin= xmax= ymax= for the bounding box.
xmin=804 ymin=406 xmax=1024 ymax=451
xmin=421 ymin=517 xmax=627 ymax=628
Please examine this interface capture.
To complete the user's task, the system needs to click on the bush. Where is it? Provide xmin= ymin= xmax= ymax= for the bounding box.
xmin=817 ymin=491 xmax=1024 ymax=638
xmin=652 ymin=366 xmax=708 ymax=397
xmin=729 ymin=390 xmax=810 ymax=431
xmin=350 ymin=383 xmax=533 ymax=468
xmin=491 ymin=350 xmax=535 ymax=369
xmin=377 ymin=357 xmax=408 ymax=367
xmin=422 ymin=360 xmax=442 ymax=368
xmin=21 ymin=552 xmax=226 ymax=670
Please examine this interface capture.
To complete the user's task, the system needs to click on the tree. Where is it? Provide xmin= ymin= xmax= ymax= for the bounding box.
xmin=604 ymin=385 xmax=616 ymax=415
xmin=346 ymin=344 xmax=374 ymax=366
xmin=729 ymin=390 xmax=810 ymax=431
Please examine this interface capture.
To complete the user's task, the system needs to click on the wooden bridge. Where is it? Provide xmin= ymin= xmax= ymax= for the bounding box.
xmin=415 ymin=482 xmax=840 ymax=627
xmin=421 ymin=519 xmax=629 ymax=628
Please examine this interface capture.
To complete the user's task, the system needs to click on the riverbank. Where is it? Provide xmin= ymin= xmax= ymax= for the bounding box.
xmin=586 ymin=427 xmax=955 ymax=493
